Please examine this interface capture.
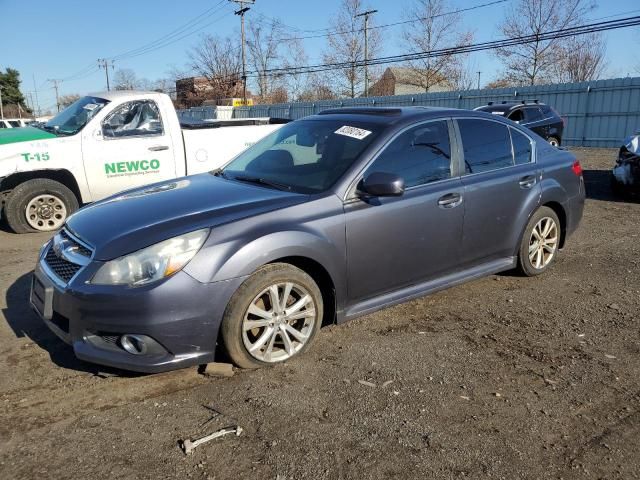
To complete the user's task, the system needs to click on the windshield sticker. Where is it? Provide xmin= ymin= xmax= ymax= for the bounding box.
xmin=491 ymin=111 xmax=504 ymax=115
xmin=334 ymin=125 xmax=372 ymax=140
xmin=83 ymin=103 xmax=99 ymax=111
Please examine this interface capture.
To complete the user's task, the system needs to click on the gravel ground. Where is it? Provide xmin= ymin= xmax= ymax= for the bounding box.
xmin=0 ymin=148 xmax=638 ymax=480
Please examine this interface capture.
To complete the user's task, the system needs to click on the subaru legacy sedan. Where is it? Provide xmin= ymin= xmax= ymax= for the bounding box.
xmin=30 ymin=107 xmax=585 ymax=372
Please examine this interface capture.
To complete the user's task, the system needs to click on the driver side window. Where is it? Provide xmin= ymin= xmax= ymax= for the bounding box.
xmin=364 ymin=120 xmax=452 ymax=188
xmin=102 ymin=100 xmax=163 ymax=138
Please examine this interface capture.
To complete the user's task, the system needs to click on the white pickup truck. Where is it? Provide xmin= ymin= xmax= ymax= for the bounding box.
xmin=0 ymin=90 xmax=285 ymax=233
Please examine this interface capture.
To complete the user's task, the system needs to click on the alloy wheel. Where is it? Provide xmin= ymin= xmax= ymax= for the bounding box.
xmin=528 ymin=217 xmax=558 ymax=269
xmin=242 ymin=282 xmax=317 ymax=363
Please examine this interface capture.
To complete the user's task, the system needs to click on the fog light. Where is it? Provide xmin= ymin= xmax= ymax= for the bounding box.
xmin=120 ymin=334 xmax=148 ymax=355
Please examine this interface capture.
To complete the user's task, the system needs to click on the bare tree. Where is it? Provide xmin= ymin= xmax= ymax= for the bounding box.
xmin=495 ymin=0 xmax=597 ymax=85
xmin=113 ymin=69 xmax=138 ymax=90
xmin=550 ymin=32 xmax=606 ymax=83
xmin=189 ymin=34 xmax=242 ymax=99
xmin=59 ymin=94 xmax=80 ymax=108
xmin=401 ymin=0 xmax=473 ymax=92
xmin=322 ymin=0 xmax=382 ymax=98
xmin=247 ymin=18 xmax=286 ymax=101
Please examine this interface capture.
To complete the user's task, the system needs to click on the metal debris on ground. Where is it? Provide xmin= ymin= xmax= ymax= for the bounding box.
xmin=181 ymin=426 xmax=243 ymax=455
xmin=358 ymin=380 xmax=376 ymax=388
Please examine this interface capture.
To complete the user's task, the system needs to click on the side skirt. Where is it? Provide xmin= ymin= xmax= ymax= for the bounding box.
xmin=338 ymin=256 xmax=516 ymax=323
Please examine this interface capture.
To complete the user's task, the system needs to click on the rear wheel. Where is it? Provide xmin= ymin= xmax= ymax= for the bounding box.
xmin=221 ymin=263 xmax=323 ymax=369
xmin=517 ymin=206 xmax=561 ymax=276
xmin=548 ymin=136 xmax=561 ymax=147
xmin=4 ymin=179 xmax=78 ymax=234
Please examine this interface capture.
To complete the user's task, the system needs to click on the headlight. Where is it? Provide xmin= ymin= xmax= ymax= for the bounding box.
xmin=91 ymin=229 xmax=209 ymax=286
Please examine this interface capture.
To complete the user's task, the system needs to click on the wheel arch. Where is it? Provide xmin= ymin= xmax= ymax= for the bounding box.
xmin=540 ymin=200 xmax=567 ymax=248
xmin=0 ymin=169 xmax=83 ymax=206
xmin=267 ymin=256 xmax=337 ymax=326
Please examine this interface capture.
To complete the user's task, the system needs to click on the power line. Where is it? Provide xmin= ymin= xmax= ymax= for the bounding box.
xmin=111 ymin=1 xmax=232 ymax=61
xmin=241 ymin=15 xmax=640 ymax=78
xmin=276 ymin=0 xmax=509 ymax=42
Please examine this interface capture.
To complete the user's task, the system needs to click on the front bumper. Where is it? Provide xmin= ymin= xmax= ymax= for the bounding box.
xmin=30 ymin=247 xmax=246 ymax=373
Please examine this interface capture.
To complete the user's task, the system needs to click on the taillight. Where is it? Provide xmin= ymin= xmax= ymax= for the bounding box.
xmin=571 ymin=160 xmax=583 ymax=176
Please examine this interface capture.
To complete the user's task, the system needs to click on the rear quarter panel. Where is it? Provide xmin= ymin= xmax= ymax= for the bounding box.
xmin=537 ymin=142 xmax=585 ymax=238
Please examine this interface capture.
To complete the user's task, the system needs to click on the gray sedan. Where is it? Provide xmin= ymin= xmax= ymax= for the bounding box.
xmin=30 ymin=107 xmax=585 ymax=372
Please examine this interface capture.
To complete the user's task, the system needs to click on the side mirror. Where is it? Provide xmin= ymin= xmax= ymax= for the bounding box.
xmin=358 ymin=172 xmax=405 ymax=197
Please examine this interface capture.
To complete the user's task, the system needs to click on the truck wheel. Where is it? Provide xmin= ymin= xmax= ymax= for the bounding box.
xmin=4 ymin=179 xmax=79 ymax=233
xmin=548 ymin=136 xmax=561 ymax=147
xmin=221 ymin=263 xmax=323 ymax=369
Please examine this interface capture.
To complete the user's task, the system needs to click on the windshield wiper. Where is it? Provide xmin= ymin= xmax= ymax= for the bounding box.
xmin=228 ymin=174 xmax=292 ymax=191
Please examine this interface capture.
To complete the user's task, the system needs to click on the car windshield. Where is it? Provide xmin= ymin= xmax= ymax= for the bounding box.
xmin=222 ymin=119 xmax=382 ymax=193
xmin=41 ymin=96 xmax=110 ymax=135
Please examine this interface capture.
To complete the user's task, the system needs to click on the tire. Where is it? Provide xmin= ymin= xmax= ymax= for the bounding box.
xmin=4 ymin=179 xmax=79 ymax=234
xmin=517 ymin=206 xmax=561 ymax=277
xmin=221 ymin=263 xmax=323 ymax=369
xmin=548 ymin=136 xmax=561 ymax=147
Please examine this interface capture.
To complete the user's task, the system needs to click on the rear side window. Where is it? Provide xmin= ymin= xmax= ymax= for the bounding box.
xmin=458 ymin=119 xmax=513 ymax=174
xmin=365 ymin=120 xmax=452 ymax=188
xmin=524 ymin=107 xmax=543 ymax=122
xmin=511 ymin=128 xmax=533 ymax=165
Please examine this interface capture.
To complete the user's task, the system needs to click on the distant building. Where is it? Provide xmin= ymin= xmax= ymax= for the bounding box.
xmin=368 ymin=67 xmax=453 ymax=96
xmin=175 ymin=76 xmax=249 ymax=107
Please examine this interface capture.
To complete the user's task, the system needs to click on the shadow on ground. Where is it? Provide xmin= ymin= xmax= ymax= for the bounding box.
xmin=3 ymin=272 xmax=134 ymax=376
xmin=582 ymin=169 xmax=638 ymax=203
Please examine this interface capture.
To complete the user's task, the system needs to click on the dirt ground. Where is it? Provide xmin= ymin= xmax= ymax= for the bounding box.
xmin=0 ymin=148 xmax=638 ymax=480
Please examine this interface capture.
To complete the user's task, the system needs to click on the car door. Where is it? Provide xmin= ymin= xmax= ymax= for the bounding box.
xmin=81 ymin=99 xmax=177 ymax=201
xmin=456 ymin=118 xmax=541 ymax=267
xmin=344 ymin=119 xmax=465 ymax=302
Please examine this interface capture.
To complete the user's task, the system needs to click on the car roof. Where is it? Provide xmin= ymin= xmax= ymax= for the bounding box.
xmin=476 ymin=102 xmax=547 ymax=113
xmin=87 ymin=90 xmax=166 ymax=101
xmin=308 ymin=106 xmax=490 ymax=126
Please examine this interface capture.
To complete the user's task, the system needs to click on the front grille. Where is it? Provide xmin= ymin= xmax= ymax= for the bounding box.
xmin=44 ymin=248 xmax=82 ymax=282
xmin=59 ymin=230 xmax=92 ymax=258
xmin=43 ymin=229 xmax=93 ymax=284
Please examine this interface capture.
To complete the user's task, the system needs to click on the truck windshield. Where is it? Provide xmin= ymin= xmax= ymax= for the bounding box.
xmin=222 ymin=119 xmax=382 ymax=193
xmin=42 ymin=96 xmax=110 ymax=135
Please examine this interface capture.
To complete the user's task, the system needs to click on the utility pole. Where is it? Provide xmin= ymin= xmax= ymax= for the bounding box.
xmin=98 ymin=58 xmax=114 ymax=91
xmin=28 ymin=92 xmax=37 ymax=120
xmin=477 ymin=71 xmax=481 ymax=90
xmin=355 ymin=9 xmax=377 ymax=98
xmin=32 ymin=74 xmax=41 ymax=117
xmin=0 ymin=86 xmax=4 ymax=120
xmin=230 ymin=0 xmax=255 ymax=105
xmin=48 ymin=79 xmax=62 ymax=112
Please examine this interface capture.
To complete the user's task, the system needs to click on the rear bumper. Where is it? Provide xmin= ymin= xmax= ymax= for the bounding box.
xmin=31 ymin=255 xmax=246 ymax=373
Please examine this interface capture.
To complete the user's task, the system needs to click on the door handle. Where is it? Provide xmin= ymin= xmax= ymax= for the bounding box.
xmin=148 ymin=145 xmax=169 ymax=152
xmin=437 ymin=192 xmax=463 ymax=208
xmin=519 ymin=175 xmax=537 ymax=189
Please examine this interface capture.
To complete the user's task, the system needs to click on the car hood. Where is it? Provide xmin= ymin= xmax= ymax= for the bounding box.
xmin=66 ymin=173 xmax=307 ymax=260
xmin=0 ymin=126 xmax=57 ymax=145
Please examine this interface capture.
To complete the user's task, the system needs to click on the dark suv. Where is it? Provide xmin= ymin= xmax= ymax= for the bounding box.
xmin=475 ymin=101 xmax=564 ymax=147
xmin=31 ymin=107 xmax=585 ymax=373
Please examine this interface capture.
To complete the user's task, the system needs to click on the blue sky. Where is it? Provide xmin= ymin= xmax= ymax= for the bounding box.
xmin=1 ymin=0 xmax=639 ymax=112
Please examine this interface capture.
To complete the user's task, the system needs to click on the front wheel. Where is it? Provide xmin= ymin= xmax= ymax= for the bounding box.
xmin=4 ymin=179 xmax=79 ymax=233
xmin=548 ymin=136 xmax=561 ymax=147
xmin=517 ymin=206 xmax=561 ymax=276
xmin=220 ymin=263 xmax=323 ymax=369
